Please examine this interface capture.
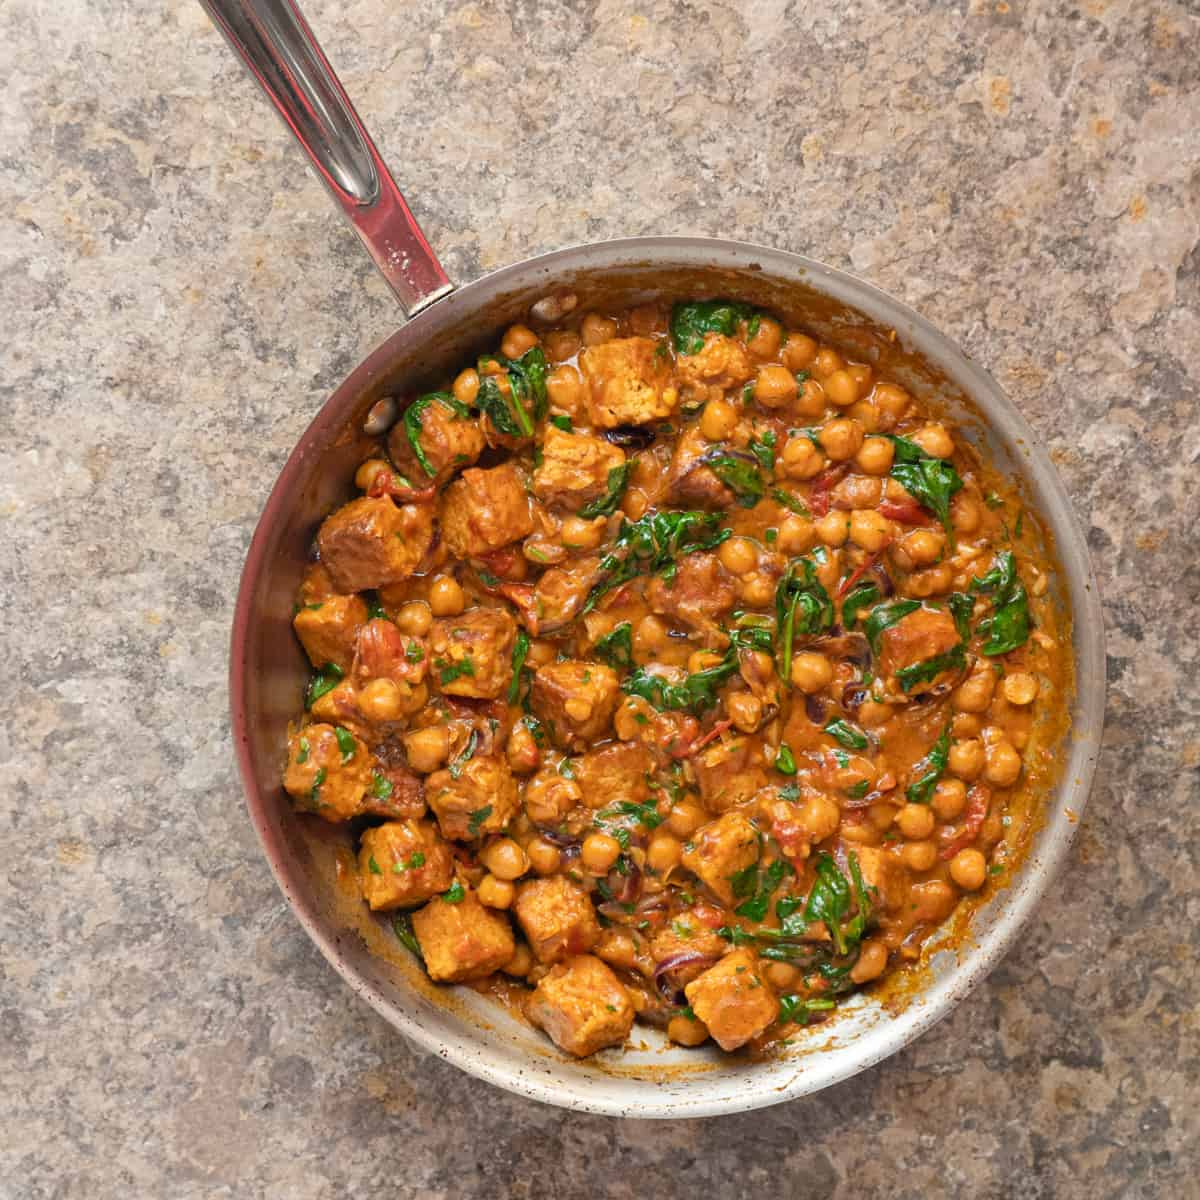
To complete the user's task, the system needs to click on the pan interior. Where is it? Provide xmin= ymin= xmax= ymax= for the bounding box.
xmin=231 ymin=239 xmax=1104 ymax=1117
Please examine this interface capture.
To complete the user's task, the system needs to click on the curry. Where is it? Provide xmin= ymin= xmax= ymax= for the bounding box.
xmin=281 ymin=299 xmax=1066 ymax=1058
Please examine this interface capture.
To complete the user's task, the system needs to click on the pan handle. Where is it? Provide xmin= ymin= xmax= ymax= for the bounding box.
xmin=198 ymin=0 xmax=453 ymax=316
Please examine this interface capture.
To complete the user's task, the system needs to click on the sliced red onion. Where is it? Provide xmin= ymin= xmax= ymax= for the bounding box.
xmin=805 ymin=694 xmax=827 ymax=724
xmin=654 ymin=950 xmax=718 ymax=1004
xmin=603 ymin=425 xmax=656 ymax=450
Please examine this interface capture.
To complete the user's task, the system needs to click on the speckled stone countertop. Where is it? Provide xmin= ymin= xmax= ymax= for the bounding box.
xmin=2 ymin=0 xmax=1197 ymax=1195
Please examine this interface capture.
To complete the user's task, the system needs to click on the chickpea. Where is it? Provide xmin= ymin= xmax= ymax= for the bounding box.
xmin=896 ymin=803 xmax=936 ymax=840
xmin=948 ymin=738 xmax=985 ymax=780
xmin=667 ymin=1013 xmax=710 ymax=1046
xmin=823 ymin=368 xmax=859 ymax=408
xmin=392 ymin=601 xmax=430 ymax=638
xmin=855 ymin=436 xmax=895 ymax=476
xmin=622 ymin=489 xmax=649 ymax=521
xmin=931 ymin=777 xmax=968 ymax=820
xmin=815 ymin=511 xmax=850 ymax=547
xmin=847 ymin=363 xmax=874 ymax=393
xmin=849 ymin=509 xmax=892 ymax=552
xmin=984 ymin=741 xmax=1023 ymax=787
xmin=777 ymin=514 xmax=815 ymax=554
xmin=913 ymin=879 xmax=957 ymax=922
xmin=503 ymin=942 xmax=534 ymax=977
xmin=742 ymin=315 xmax=781 ymax=358
xmin=542 ymin=330 xmax=580 ymax=362
xmin=500 ymin=324 xmax=539 ymax=361
xmin=800 ymin=795 xmax=841 ymax=842
xmin=840 ymin=821 xmax=881 ymax=846
xmin=739 ymin=572 xmax=775 ymax=608
xmin=911 ymin=422 xmax=954 ymax=459
xmin=869 ymin=801 xmax=897 ymax=831
xmin=951 ymin=491 xmax=982 ymax=534
xmin=404 ymin=725 xmax=450 ymax=774
xmin=718 ymin=536 xmax=758 ymax=576
xmin=562 ymin=514 xmax=606 ymax=550
xmin=688 ymin=650 xmax=724 ymax=674
xmin=754 ymin=364 xmax=799 ymax=409
xmin=481 ymin=837 xmax=529 ymax=882
xmin=791 ymin=651 xmax=833 ymax=694
xmin=811 ymin=347 xmax=844 ymax=379
xmin=428 ymin=575 xmax=465 ymax=617
xmin=633 ymin=614 xmax=671 ymax=661
xmin=452 ymin=367 xmax=481 ymax=406
xmin=764 ymin=961 xmax=801 ymax=990
xmin=597 ymin=928 xmax=638 ymax=971
xmin=847 ymin=399 xmax=880 ymax=433
xmin=901 ymin=840 xmax=938 ymax=872
xmin=581 ymin=832 xmax=622 ymax=874
xmin=526 ymin=837 xmax=561 ymax=876
xmin=700 ymin=398 xmax=739 ymax=441
xmin=850 ymin=939 xmax=889 ymax=984
xmin=794 ymin=378 xmax=827 ymax=418
xmin=646 ymin=831 xmax=683 ymax=873
xmin=727 ymin=691 xmax=763 ymax=733
xmin=580 ymin=313 xmax=618 ymax=345
xmin=615 ymin=696 xmax=654 ymax=740
xmin=546 ymin=363 xmax=584 ymax=413
xmin=871 ymin=382 xmax=911 ymax=429
xmin=667 ymin=799 xmax=707 ymax=838
xmin=952 ymin=712 xmax=981 ymax=738
xmin=355 ymin=458 xmax=392 ymax=492
xmin=858 ymin=698 xmax=894 ymax=728
xmin=1003 ymin=672 xmax=1039 ymax=706
xmin=950 ymin=848 xmax=988 ymax=891
xmin=953 ymin=666 xmax=996 ymax=714
xmin=818 ymin=418 xmax=865 ymax=462
xmin=906 ymin=564 xmax=954 ymax=598
xmin=781 ymin=332 xmax=818 ymax=371
xmin=900 ymin=528 xmax=945 ymax=568
xmin=836 ymin=474 xmax=883 ymax=509
xmin=478 ymin=874 xmax=515 ymax=909
xmin=359 ymin=677 xmax=404 ymax=722
xmin=781 ymin=434 xmax=826 ymax=480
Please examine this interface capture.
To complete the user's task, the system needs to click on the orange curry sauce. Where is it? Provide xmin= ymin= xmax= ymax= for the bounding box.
xmin=281 ymin=300 xmax=1067 ymax=1058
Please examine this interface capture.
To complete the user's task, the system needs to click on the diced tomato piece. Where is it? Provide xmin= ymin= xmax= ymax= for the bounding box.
xmin=939 ymin=784 xmax=990 ymax=859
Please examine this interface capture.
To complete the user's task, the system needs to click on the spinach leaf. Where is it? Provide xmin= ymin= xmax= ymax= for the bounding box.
xmin=505 ymin=346 xmax=549 ymax=423
xmin=578 ymin=463 xmax=632 ymax=519
xmin=735 ymin=859 xmax=792 ymax=923
xmin=749 ymin=430 xmax=777 ymax=472
xmin=508 ymin=630 xmax=530 ymax=703
xmin=372 ymin=772 xmax=393 ymax=800
xmin=622 ymin=654 xmax=740 ymax=714
xmin=334 ymin=726 xmax=357 ymax=762
xmin=804 ymin=852 xmax=872 ymax=956
xmin=594 ymin=621 xmax=634 ymax=670
xmin=895 ymin=643 xmax=967 ymax=692
xmin=970 ymin=551 xmax=1031 ymax=655
xmin=706 ymin=453 xmax=765 ymax=508
xmin=306 ymin=662 xmax=344 ymax=708
xmin=775 ymin=557 xmax=834 ymax=682
xmin=771 ymin=488 xmax=810 ymax=517
xmin=584 ymin=510 xmax=730 ymax=612
xmin=550 ymin=414 xmax=573 ymax=431
xmin=393 ymin=913 xmax=423 ymax=959
xmin=823 ymin=719 xmax=868 ymax=751
xmin=366 ymin=593 xmax=389 ymax=621
xmin=670 ymin=299 xmax=754 ymax=355
xmin=442 ymin=880 xmax=465 ymax=903
xmin=730 ymin=863 xmax=759 ymax=901
xmin=864 ymin=599 xmax=921 ymax=653
xmin=448 ymin=728 xmax=479 ymax=780
xmin=403 ymin=392 xmax=470 ymax=477
xmin=907 ymin=725 xmax=950 ymax=804
xmin=947 ymin=592 xmax=975 ymax=642
xmin=775 ymin=744 xmax=797 ymax=775
xmin=887 ymin=437 xmax=963 ymax=543
xmin=476 ymin=373 xmax=528 ymax=437
xmin=840 ymin=582 xmax=881 ymax=629
xmin=437 ymin=656 xmax=476 ymax=686
xmin=467 ymin=805 xmax=493 ymax=836
xmin=778 ymin=994 xmax=837 ymax=1025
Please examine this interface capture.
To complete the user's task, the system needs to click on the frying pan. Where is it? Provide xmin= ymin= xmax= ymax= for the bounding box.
xmin=210 ymin=0 xmax=1106 ymax=1116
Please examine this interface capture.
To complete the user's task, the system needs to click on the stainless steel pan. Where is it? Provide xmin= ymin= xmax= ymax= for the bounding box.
xmin=211 ymin=0 xmax=1106 ymax=1116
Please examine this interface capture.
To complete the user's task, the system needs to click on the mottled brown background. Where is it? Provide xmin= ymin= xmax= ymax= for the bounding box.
xmin=1 ymin=0 xmax=1196 ymax=1196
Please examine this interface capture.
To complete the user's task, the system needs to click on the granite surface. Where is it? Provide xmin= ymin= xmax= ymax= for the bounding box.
xmin=2 ymin=0 xmax=1197 ymax=1195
